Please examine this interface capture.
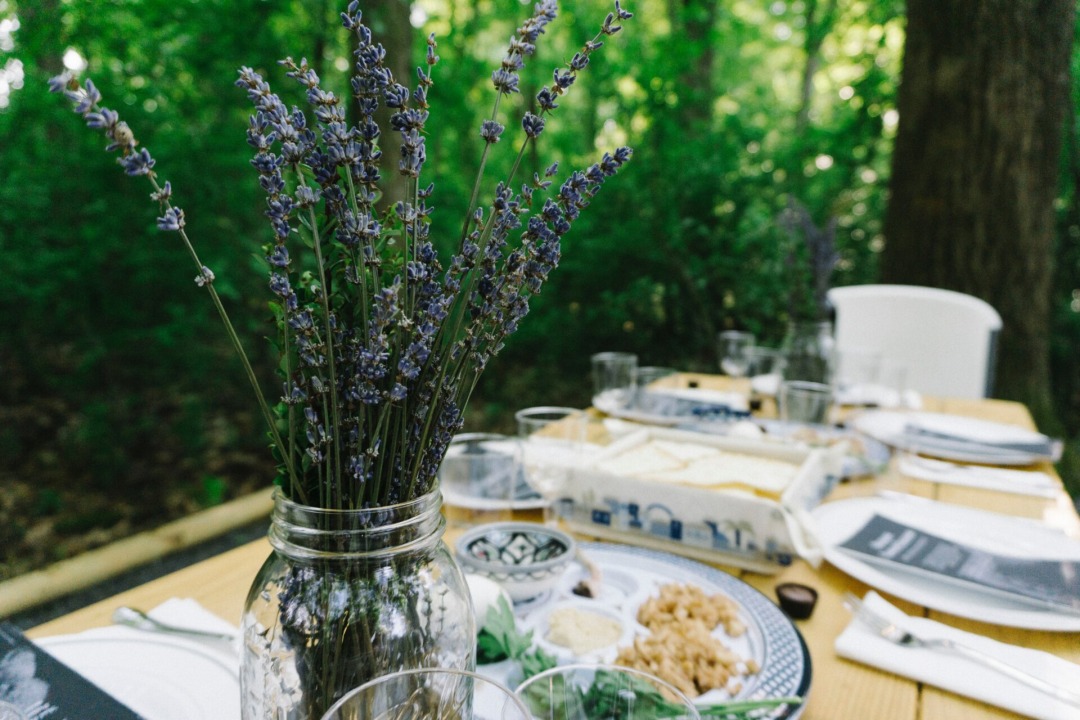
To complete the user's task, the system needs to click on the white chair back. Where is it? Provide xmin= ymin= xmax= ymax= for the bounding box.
xmin=826 ymin=284 xmax=1002 ymax=399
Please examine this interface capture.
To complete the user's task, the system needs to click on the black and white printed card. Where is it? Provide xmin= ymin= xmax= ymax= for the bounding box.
xmin=837 ymin=513 xmax=1080 ymax=614
xmin=0 ymin=623 xmax=143 ymax=720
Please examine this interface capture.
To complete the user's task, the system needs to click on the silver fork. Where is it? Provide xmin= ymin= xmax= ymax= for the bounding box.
xmin=112 ymin=606 xmax=238 ymax=641
xmin=843 ymin=593 xmax=1080 ymax=708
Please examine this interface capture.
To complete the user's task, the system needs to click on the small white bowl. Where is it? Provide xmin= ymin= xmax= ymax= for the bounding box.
xmin=455 ymin=522 xmax=575 ymax=603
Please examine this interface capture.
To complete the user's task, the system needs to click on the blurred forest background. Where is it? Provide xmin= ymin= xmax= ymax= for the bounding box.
xmin=1 ymin=0 xmax=1078 ymax=578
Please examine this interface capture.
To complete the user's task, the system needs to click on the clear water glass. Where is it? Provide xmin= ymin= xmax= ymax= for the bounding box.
xmin=717 ymin=331 xmax=755 ymax=378
xmin=321 ymin=668 xmax=529 ymax=720
xmin=833 ymin=347 xmax=882 ymax=400
xmin=591 ymin=352 xmax=638 ymax=411
xmin=438 ymin=433 xmax=523 ymax=528
xmin=515 ymin=407 xmax=586 ymax=525
xmin=633 ymin=366 xmax=681 ymax=414
xmin=778 ymin=380 xmax=833 ymax=425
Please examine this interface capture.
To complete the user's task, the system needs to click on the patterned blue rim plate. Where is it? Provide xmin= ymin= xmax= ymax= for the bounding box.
xmin=484 ymin=541 xmax=812 ymax=718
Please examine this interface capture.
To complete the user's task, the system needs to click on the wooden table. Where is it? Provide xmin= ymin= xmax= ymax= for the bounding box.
xmin=27 ymin=376 xmax=1080 ymax=720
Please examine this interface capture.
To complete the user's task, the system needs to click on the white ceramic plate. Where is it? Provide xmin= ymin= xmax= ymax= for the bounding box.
xmin=480 ymin=542 xmax=811 ymax=718
xmin=593 ymin=388 xmax=749 ymax=426
xmin=38 ymin=628 xmax=240 ymax=720
xmin=441 ymin=477 xmax=548 ymax=511
xmin=850 ymin=410 xmax=1049 ymax=465
xmin=812 ymin=494 xmax=1080 ymax=631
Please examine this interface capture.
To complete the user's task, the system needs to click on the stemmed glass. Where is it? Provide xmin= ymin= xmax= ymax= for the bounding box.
xmin=320 ymin=668 xmax=529 ymax=720
xmin=514 ymin=663 xmax=701 ymax=719
xmin=717 ymin=331 xmax=755 ymax=379
xmin=515 ymin=407 xmax=587 ymax=525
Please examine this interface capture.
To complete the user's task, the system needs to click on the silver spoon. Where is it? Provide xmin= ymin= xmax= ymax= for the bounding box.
xmin=112 ymin=606 xmax=238 ymax=641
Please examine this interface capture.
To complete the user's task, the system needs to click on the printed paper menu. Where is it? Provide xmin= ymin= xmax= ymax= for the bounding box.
xmin=838 ymin=514 xmax=1080 ymax=614
xmin=0 ymin=623 xmax=143 ymax=719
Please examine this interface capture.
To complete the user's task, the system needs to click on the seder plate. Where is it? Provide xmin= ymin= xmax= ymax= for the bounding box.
xmin=480 ymin=541 xmax=812 ymax=718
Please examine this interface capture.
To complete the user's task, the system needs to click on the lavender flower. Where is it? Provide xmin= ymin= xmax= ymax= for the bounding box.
xmin=52 ymin=1 xmax=634 ymax=510
xmin=157 ymin=207 xmax=185 ymax=231
xmin=481 ymin=120 xmax=505 ymax=143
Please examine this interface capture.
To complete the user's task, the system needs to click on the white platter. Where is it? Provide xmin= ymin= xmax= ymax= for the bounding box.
xmin=481 ymin=542 xmax=811 ymax=718
xmin=811 ymin=494 xmax=1080 ymax=631
xmin=850 ymin=410 xmax=1051 ymax=465
xmin=38 ymin=628 xmax=240 ymax=720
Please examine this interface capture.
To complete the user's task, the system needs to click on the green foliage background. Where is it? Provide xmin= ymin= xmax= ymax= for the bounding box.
xmin=0 ymin=0 xmax=1076 ymax=566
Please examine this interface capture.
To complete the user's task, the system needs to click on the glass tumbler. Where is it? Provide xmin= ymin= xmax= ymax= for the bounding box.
xmin=321 ymin=668 xmax=529 ymax=720
xmin=591 ymin=352 xmax=638 ymax=412
xmin=778 ymin=380 xmax=833 ymax=425
xmin=515 ymin=406 xmax=587 ymax=525
xmin=438 ymin=433 xmax=523 ymax=528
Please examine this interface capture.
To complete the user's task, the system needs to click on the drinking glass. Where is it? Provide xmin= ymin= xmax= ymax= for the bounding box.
xmin=748 ymin=347 xmax=785 ymax=390
xmin=717 ymin=331 xmax=755 ymax=379
xmin=591 ymin=352 xmax=638 ymax=412
xmin=321 ymin=668 xmax=530 ymax=720
xmin=778 ymin=380 xmax=833 ymax=425
xmin=438 ymin=433 xmax=522 ymax=528
xmin=833 ymin=347 xmax=882 ymax=404
xmin=515 ymin=407 xmax=587 ymax=525
xmin=877 ymin=358 xmax=910 ymax=408
xmin=634 ymin=366 xmax=681 ymax=414
xmin=515 ymin=663 xmax=701 ymax=720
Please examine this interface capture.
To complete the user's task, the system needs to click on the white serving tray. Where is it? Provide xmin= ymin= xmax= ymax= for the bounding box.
xmin=558 ymin=427 xmax=844 ymax=574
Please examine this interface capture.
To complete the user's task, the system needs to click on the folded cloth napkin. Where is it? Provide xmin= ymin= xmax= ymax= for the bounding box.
xmin=898 ymin=456 xmax=1060 ymax=498
xmin=835 ymin=592 xmax=1080 ymax=720
xmin=145 ymin=597 xmax=241 ymax=658
xmin=902 ymin=414 xmax=1057 ymax=458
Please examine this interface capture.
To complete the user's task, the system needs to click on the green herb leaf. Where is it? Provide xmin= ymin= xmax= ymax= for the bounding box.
xmin=474 ymin=596 xmax=557 ymax=674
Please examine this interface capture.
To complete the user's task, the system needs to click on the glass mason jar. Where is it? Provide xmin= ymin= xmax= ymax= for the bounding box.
xmin=239 ymin=489 xmax=475 ymax=720
xmin=780 ymin=320 xmax=835 ymax=385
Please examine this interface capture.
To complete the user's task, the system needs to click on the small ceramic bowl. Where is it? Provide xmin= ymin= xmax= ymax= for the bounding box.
xmin=455 ymin=522 xmax=576 ymax=603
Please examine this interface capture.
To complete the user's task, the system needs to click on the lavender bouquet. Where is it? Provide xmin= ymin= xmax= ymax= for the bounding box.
xmin=51 ymin=1 xmax=631 ymax=512
xmin=780 ymin=197 xmax=839 ymax=322
xmin=52 ymin=2 xmax=631 ymax=716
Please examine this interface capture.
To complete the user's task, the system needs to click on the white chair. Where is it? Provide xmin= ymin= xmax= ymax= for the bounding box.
xmin=826 ymin=284 xmax=1003 ymax=399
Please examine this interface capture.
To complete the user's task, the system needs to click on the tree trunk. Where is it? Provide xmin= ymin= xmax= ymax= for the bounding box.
xmin=881 ymin=0 xmax=1074 ymax=425
xmin=363 ymin=0 xmax=414 ymax=211
xmin=669 ymin=0 xmax=718 ymax=129
xmin=796 ymin=0 xmax=838 ymax=133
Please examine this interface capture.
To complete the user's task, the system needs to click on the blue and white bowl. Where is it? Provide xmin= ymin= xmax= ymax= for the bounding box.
xmin=455 ymin=522 xmax=576 ymax=603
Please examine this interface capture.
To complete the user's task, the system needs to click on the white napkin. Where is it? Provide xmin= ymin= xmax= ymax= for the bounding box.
xmin=836 ymin=592 xmax=1080 ymax=720
xmin=903 ymin=414 xmax=1056 ymax=456
xmin=146 ymin=598 xmax=241 ymax=657
xmin=36 ymin=599 xmax=241 ymax=720
xmin=898 ymin=456 xmax=1059 ymax=498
